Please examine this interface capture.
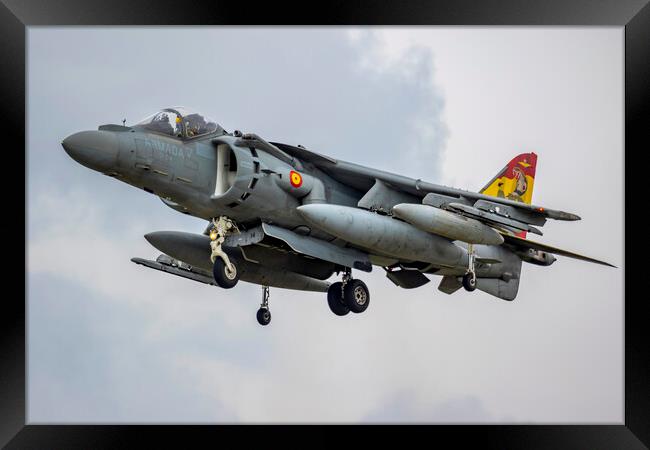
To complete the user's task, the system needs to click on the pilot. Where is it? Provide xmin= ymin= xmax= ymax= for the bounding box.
xmin=184 ymin=113 xmax=206 ymax=138
xmin=174 ymin=115 xmax=183 ymax=138
xmin=186 ymin=122 xmax=199 ymax=137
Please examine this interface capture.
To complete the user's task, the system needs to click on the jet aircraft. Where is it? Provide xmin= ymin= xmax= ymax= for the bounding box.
xmin=61 ymin=107 xmax=614 ymax=325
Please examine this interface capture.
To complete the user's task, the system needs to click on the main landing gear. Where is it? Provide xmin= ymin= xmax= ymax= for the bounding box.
xmin=462 ymin=243 xmax=477 ymax=292
xmin=210 ymin=216 xmax=240 ymax=289
xmin=327 ymin=268 xmax=370 ymax=316
xmin=257 ymin=285 xmax=272 ymax=326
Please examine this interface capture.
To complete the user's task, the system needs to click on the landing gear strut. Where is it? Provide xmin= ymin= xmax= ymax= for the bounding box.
xmin=209 ymin=216 xmax=240 ymax=289
xmin=327 ymin=268 xmax=370 ymax=316
xmin=463 ymin=243 xmax=477 ymax=292
xmin=256 ymin=285 xmax=272 ymax=326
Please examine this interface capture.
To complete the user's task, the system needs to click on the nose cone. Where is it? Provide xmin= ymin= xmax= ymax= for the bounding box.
xmin=62 ymin=130 xmax=118 ymax=172
xmin=391 ymin=203 xmax=413 ymax=220
xmin=297 ymin=204 xmax=357 ymax=237
xmin=296 ymin=204 xmax=340 ymax=228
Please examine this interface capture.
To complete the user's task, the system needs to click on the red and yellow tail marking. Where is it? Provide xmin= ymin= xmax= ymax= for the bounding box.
xmin=479 ymin=152 xmax=537 ymax=238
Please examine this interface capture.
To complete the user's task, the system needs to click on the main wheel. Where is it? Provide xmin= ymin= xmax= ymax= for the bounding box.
xmin=344 ymin=279 xmax=370 ymax=313
xmin=256 ymin=308 xmax=271 ymax=326
xmin=462 ymin=272 xmax=477 ymax=292
xmin=212 ymin=258 xmax=239 ymax=289
xmin=327 ymin=282 xmax=350 ymax=316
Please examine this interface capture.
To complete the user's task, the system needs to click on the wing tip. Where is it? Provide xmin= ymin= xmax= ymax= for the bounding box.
xmin=502 ymin=234 xmax=616 ymax=268
xmin=557 ymin=255 xmax=617 ymax=268
xmin=545 ymin=210 xmax=581 ymax=221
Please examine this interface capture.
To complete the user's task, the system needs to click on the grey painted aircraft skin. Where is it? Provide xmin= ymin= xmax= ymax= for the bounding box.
xmin=62 ymin=107 xmax=614 ymax=326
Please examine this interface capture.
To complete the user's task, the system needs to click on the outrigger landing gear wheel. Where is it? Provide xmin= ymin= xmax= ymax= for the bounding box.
xmin=344 ymin=279 xmax=370 ymax=314
xmin=256 ymin=308 xmax=271 ymax=326
xmin=327 ymin=282 xmax=350 ymax=316
xmin=212 ymin=258 xmax=239 ymax=289
xmin=256 ymin=285 xmax=272 ymax=326
xmin=462 ymin=272 xmax=477 ymax=292
xmin=463 ymin=242 xmax=477 ymax=292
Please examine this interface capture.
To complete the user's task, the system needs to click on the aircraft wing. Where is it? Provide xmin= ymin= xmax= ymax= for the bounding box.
xmin=500 ymin=233 xmax=616 ymax=267
xmin=271 ymin=142 xmax=580 ymax=223
xmin=131 ymin=256 xmax=217 ymax=285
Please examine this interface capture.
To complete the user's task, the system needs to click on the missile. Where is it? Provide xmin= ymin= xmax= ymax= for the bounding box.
xmin=392 ymin=203 xmax=504 ymax=245
xmin=297 ymin=204 xmax=467 ymax=268
xmin=143 ymin=231 xmax=329 ymax=292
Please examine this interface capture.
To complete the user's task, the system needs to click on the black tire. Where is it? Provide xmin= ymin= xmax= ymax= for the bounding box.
xmin=212 ymin=258 xmax=239 ymax=289
xmin=462 ymin=272 xmax=477 ymax=292
xmin=256 ymin=308 xmax=271 ymax=326
xmin=327 ymin=282 xmax=350 ymax=316
xmin=344 ymin=279 xmax=370 ymax=313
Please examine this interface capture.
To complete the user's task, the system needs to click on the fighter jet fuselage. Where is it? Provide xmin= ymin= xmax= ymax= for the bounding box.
xmin=62 ymin=107 xmax=613 ymax=326
xmin=63 ymin=126 xmax=359 ymax=232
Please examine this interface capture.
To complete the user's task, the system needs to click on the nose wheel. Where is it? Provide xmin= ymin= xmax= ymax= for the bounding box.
xmin=327 ymin=268 xmax=370 ymax=316
xmin=256 ymin=285 xmax=272 ymax=326
xmin=212 ymin=257 xmax=239 ymax=289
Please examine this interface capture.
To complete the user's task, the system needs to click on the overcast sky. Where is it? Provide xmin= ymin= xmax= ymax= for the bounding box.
xmin=27 ymin=27 xmax=623 ymax=423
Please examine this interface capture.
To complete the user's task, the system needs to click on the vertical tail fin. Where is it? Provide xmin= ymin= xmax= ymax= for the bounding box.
xmin=479 ymin=152 xmax=537 ymax=238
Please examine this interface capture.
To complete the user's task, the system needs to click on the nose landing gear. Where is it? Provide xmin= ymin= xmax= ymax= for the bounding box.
xmin=327 ymin=268 xmax=370 ymax=316
xmin=209 ymin=216 xmax=240 ymax=289
xmin=257 ymin=285 xmax=272 ymax=326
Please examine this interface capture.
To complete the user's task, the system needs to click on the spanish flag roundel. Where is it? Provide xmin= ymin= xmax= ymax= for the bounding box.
xmin=289 ymin=170 xmax=303 ymax=188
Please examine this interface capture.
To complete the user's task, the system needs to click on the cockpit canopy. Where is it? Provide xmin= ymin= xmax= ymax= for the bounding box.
xmin=133 ymin=107 xmax=225 ymax=139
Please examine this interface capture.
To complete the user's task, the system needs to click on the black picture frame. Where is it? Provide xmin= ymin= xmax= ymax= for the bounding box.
xmin=2 ymin=0 xmax=645 ymax=447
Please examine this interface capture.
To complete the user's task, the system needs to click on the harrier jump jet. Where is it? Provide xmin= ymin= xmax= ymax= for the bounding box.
xmin=62 ymin=107 xmax=614 ymax=325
